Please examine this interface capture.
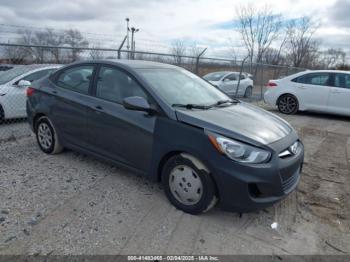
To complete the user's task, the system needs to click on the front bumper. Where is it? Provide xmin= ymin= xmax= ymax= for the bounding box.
xmin=211 ymin=132 xmax=304 ymax=213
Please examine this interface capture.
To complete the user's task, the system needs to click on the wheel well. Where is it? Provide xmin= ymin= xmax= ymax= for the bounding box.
xmin=276 ymin=93 xmax=298 ymax=106
xmin=33 ymin=113 xmax=46 ymax=131
xmin=157 ymin=151 xmax=183 ymax=182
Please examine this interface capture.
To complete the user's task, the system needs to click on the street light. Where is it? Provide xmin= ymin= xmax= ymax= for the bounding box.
xmin=130 ymin=27 xmax=140 ymax=59
xmin=125 ymin=18 xmax=130 ymax=59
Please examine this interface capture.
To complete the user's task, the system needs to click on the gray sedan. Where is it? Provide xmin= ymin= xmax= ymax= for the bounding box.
xmin=27 ymin=60 xmax=303 ymax=214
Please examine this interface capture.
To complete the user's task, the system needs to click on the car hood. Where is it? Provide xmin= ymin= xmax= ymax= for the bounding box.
xmin=175 ymin=102 xmax=292 ymax=145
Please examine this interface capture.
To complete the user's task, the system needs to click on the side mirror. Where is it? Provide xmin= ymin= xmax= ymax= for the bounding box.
xmin=123 ymin=96 xmax=157 ymax=114
xmin=223 ymin=78 xmax=231 ymax=82
xmin=17 ymin=80 xmax=31 ymax=87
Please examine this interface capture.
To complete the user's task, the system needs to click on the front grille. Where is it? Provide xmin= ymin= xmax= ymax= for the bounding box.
xmin=281 ymin=168 xmax=300 ymax=193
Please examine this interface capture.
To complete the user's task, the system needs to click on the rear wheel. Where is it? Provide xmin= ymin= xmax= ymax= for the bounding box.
xmin=162 ymin=154 xmax=217 ymax=215
xmin=244 ymin=86 xmax=253 ymax=98
xmin=277 ymin=94 xmax=299 ymax=114
xmin=35 ymin=116 xmax=63 ymax=154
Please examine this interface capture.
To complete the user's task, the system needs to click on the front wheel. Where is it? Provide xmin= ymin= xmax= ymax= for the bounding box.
xmin=277 ymin=94 xmax=299 ymax=114
xmin=35 ymin=116 xmax=63 ymax=154
xmin=244 ymin=86 xmax=253 ymax=98
xmin=161 ymin=154 xmax=217 ymax=215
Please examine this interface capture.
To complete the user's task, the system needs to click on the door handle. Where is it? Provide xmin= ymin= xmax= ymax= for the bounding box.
xmin=331 ymin=90 xmax=341 ymax=94
xmin=95 ymin=105 xmax=103 ymax=110
xmin=298 ymin=86 xmax=307 ymax=89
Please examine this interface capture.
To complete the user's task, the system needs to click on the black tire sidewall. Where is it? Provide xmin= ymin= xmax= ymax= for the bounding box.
xmin=162 ymin=155 xmax=217 ymax=215
xmin=278 ymin=95 xmax=299 ymax=114
xmin=244 ymin=86 xmax=252 ymax=97
xmin=0 ymin=105 xmax=4 ymax=123
xmin=35 ymin=117 xmax=56 ymax=154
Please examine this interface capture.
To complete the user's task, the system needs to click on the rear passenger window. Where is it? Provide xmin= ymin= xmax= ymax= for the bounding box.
xmin=293 ymin=73 xmax=330 ymax=86
xmin=334 ymin=74 xmax=350 ymax=89
xmin=96 ymin=66 xmax=148 ymax=104
xmin=56 ymin=65 xmax=94 ymax=94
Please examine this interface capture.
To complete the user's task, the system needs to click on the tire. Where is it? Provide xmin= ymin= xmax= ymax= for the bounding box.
xmin=277 ymin=94 xmax=299 ymax=114
xmin=35 ymin=116 xmax=63 ymax=154
xmin=0 ymin=105 xmax=4 ymax=124
xmin=244 ymin=86 xmax=253 ymax=98
xmin=161 ymin=154 xmax=217 ymax=215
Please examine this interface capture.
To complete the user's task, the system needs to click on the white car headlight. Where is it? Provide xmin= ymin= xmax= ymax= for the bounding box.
xmin=208 ymin=133 xmax=271 ymax=164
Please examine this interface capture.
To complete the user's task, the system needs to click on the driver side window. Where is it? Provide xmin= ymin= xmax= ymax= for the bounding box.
xmin=56 ymin=65 xmax=94 ymax=94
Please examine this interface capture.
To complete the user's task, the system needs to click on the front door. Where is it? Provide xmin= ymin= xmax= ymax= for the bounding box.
xmin=221 ymin=73 xmax=238 ymax=96
xmin=7 ymin=69 xmax=55 ymax=118
xmin=87 ymin=65 xmax=156 ymax=172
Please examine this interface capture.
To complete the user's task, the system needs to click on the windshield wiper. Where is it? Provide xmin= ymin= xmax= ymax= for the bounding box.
xmin=212 ymin=99 xmax=240 ymax=107
xmin=172 ymin=103 xmax=212 ymax=110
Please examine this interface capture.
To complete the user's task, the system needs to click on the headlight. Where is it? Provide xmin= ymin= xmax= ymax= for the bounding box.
xmin=207 ymin=133 xmax=271 ymax=164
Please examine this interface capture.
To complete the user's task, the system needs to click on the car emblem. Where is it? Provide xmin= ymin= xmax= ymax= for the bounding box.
xmin=289 ymin=142 xmax=299 ymax=155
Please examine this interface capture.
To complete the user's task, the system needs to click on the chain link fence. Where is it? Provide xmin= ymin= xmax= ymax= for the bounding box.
xmin=0 ymin=43 xmax=307 ymax=141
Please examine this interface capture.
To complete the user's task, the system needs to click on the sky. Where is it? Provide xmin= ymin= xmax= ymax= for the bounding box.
xmin=0 ymin=0 xmax=349 ymax=58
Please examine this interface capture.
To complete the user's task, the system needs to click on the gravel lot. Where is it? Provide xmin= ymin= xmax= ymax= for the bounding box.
xmin=0 ymin=105 xmax=349 ymax=255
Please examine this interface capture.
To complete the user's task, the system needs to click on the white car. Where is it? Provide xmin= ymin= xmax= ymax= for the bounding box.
xmin=203 ymin=71 xmax=254 ymax=97
xmin=0 ymin=64 xmax=61 ymax=121
xmin=264 ymin=70 xmax=350 ymax=116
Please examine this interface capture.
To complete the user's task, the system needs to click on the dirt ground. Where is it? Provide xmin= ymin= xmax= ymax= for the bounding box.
xmin=0 ymin=106 xmax=349 ymax=255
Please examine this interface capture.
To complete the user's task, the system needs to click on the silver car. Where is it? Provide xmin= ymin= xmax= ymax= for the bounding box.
xmin=203 ymin=71 xmax=254 ymax=98
xmin=0 ymin=64 xmax=61 ymax=121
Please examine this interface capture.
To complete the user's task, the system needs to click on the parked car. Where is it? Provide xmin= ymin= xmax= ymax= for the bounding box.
xmin=27 ymin=60 xmax=304 ymax=214
xmin=0 ymin=64 xmax=61 ymax=121
xmin=264 ymin=70 xmax=350 ymax=116
xmin=203 ymin=71 xmax=254 ymax=97
xmin=0 ymin=64 xmax=17 ymax=73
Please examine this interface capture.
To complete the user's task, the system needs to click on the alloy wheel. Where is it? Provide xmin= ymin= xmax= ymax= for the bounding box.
xmin=37 ymin=122 xmax=53 ymax=150
xmin=278 ymin=95 xmax=298 ymax=114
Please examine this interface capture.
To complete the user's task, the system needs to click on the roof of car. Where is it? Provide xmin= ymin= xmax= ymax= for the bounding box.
xmin=82 ymin=59 xmax=180 ymax=69
xmin=21 ymin=64 xmax=62 ymax=69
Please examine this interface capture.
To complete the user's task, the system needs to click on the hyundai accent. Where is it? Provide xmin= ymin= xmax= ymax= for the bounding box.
xmin=27 ymin=60 xmax=304 ymax=214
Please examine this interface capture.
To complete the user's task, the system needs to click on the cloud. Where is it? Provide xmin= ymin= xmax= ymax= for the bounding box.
xmin=0 ymin=0 xmax=349 ymax=56
xmin=328 ymin=0 xmax=350 ymax=27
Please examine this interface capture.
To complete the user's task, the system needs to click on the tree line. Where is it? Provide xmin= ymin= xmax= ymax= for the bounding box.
xmin=170 ymin=4 xmax=348 ymax=71
xmin=1 ymin=28 xmax=101 ymax=64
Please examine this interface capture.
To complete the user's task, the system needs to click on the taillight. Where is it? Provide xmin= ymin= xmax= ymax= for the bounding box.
xmin=26 ymin=87 xmax=35 ymax=97
xmin=267 ymin=81 xmax=277 ymax=88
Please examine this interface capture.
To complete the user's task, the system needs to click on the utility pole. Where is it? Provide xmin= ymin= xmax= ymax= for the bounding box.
xmin=126 ymin=18 xmax=130 ymax=59
xmin=130 ymin=27 xmax=139 ymax=60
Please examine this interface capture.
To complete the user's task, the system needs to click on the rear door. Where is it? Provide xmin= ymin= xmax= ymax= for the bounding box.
xmin=328 ymin=73 xmax=350 ymax=116
xmin=49 ymin=64 xmax=96 ymax=148
xmin=292 ymin=72 xmax=332 ymax=111
xmin=87 ymin=64 xmax=157 ymax=172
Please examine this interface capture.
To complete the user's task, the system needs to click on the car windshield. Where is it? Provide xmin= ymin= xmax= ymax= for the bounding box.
xmin=0 ymin=66 xmax=37 ymax=85
xmin=203 ymin=72 xmax=228 ymax=81
xmin=137 ymin=68 xmax=230 ymax=107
